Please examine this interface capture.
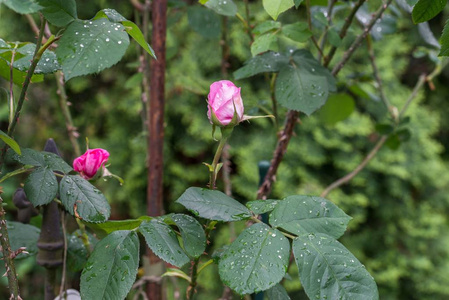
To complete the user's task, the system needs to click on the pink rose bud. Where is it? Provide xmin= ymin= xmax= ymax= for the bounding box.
xmin=73 ymin=148 xmax=110 ymax=180
xmin=207 ymin=80 xmax=244 ymax=127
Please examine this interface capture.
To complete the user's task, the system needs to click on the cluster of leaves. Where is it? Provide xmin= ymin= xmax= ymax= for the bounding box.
xmin=69 ymin=187 xmax=376 ymax=299
xmin=0 ymin=0 xmax=154 ymax=83
xmin=2 ymin=0 xmax=449 ymax=299
xmin=7 ymin=148 xmax=111 ymax=222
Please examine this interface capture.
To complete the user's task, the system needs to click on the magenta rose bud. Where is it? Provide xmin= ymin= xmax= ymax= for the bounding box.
xmin=73 ymin=148 xmax=110 ymax=180
xmin=207 ymin=80 xmax=244 ymax=127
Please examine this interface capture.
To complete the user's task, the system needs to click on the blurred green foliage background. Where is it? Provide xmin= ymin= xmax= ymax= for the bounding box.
xmin=1 ymin=0 xmax=449 ymax=299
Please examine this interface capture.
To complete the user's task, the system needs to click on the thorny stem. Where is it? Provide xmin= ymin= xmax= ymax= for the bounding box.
xmin=366 ymin=35 xmax=393 ymax=117
xmin=320 ymin=65 xmax=444 ymax=198
xmin=55 ymin=71 xmax=81 ymax=157
xmin=320 ymin=135 xmax=388 ymax=198
xmin=318 ymin=0 xmax=337 ymax=62
xmin=324 ymin=0 xmax=367 ymax=67
xmin=257 ymin=111 xmax=300 ymax=200
xmin=9 ymin=44 xmax=18 ymax=125
xmin=243 ymin=0 xmax=254 ymax=42
xmin=0 ymin=197 xmax=21 ymax=300
xmin=7 ymin=20 xmax=48 ymax=137
xmin=0 ymin=17 xmax=49 ymax=300
xmin=59 ymin=211 xmax=68 ymax=298
xmin=188 ymin=220 xmax=217 ymax=300
xmin=270 ymin=74 xmax=279 ymax=129
xmin=331 ymin=0 xmax=394 ymax=76
xmin=305 ymin=0 xmax=325 ymax=57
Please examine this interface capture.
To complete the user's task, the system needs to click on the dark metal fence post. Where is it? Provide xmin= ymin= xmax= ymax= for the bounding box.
xmin=36 ymin=139 xmax=64 ymax=300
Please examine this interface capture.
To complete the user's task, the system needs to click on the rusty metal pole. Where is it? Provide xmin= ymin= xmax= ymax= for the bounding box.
xmin=147 ymin=0 xmax=167 ymax=299
xmin=36 ymin=139 xmax=64 ymax=300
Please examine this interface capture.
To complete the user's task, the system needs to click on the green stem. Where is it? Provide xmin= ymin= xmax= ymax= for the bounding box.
xmin=7 ymin=18 xmax=47 ymax=136
xmin=76 ymin=219 xmax=92 ymax=253
xmin=197 ymin=259 xmax=214 ymax=275
xmin=0 ymin=166 xmax=33 ymax=184
xmin=209 ymin=137 xmax=228 ymax=189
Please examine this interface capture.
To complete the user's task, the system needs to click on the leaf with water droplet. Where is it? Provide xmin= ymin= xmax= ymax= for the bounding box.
xmin=59 ymin=175 xmax=111 ymax=223
xmin=246 ymin=199 xmax=280 ymax=215
xmin=269 ymin=195 xmax=351 ymax=239
xmin=204 ymin=0 xmax=238 ymax=16
xmin=56 ymin=19 xmax=129 ymax=81
xmin=67 ymin=229 xmax=99 ymax=272
xmin=80 ymin=230 xmax=139 ymax=300
xmin=176 ymin=187 xmax=251 ymax=222
xmin=139 ymin=219 xmax=190 ymax=267
xmin=218 ymin=223 xmax=290 ymax=295
xmin=36 ymin=0 xmax=77 ymax=27
xmin=165 ymin=214 xmax=206 ymax=258
xmin=293 ymin=233 xmax=379 ymax=300
xmin=265 ymin=283 xmax=291 ymax=300
xmin=24 ymin=166 xmax=58 ymax=206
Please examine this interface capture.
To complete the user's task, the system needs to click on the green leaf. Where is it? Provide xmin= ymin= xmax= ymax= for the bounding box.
xmin=275 ymin=49 xmax=336 ymax=114
xmin=264 ymin=283 xmax=291 ymax=300
xmin=13 ymin=44 xmax=61 ymax=74
xmin=233 ymin=51 xmax=289 ymax=80
xmin=204 ymin=0 xmax=237 ymax=16
xmin=9 ymin=148 xmax=72 ymax=173
xmin=275 ymin=64 xmax=328 ymax=115
xmin=0 ymin=41 xmax=45 ymax=84
xmin=412 ymin=0 xmax=446 ymax=24
xmin=36 ymin=0 xmax=77 ymax=27
xmin=55 ymin=19 xmax=130 ymax=81
xmin=375 ymin=123 xmax=394 ymax=135
xmin=176 ymin=187 xmax=251 ymax=222
xmin=93 ymin=8 xmax=127 ymax=22
xmin=41 ymin=151 xmax=73 ymax=173
xmin=0 ymin=0 xmax=42 ymax=14
xmin=282 ymin=22 xmax=312 ymax=43
xmin=218 ymin=223 xmax=290 ymax=295
xmin=439 ymin=18 xmax=449 ymax=56
xmin=80 ymin=230 xmax=139 ymax=300
xmin=67 ymin=229 xmax=98 ymax=272
xmin=187 ymin=6 xmax=221 ymax=39
xmin=9 ymin=148 xmax=46 ymax=166
xmin=0 ymin=130 xmax=20 ymax=154
xmin=294 ymin=0 xmax=303 ymax=8
xmin=24 ymin=167 xmax=58 ymax=206
xmin=291 ymin=49 xmax=336 ymax=91
xmin=246 ymin=199 xmax=279 ymax=215
xmin=168 ymin=214 xmax=206 ymax=258
xmin=0 ymin=58 xmax=43 ymax=85
xmin=263 ymin=0 xmax=294 ymax=20
xmin=122 ymin=21 xmax=156 ymax=58
xmin=317 ymin=93 xmax=355 ymax=126
xmin=269 ymin=195 xmax=352 ymax=239
xmin=59 ymin=175 xmax=111 ymax=223
xmin=0 ymin=221 xmax=40 ymax=260
xmin=328 ymin=27 xmax=342 ymax=47
xmin=293 ymin=233 xmax=379 ymax=300
xmin=84 ymin=219 xmax=144 ymax=239
xmin=313 ymin=11 xmax=328 ymax=26
xmin=251 ymin=33 xmax=279 ymax=56
xmin=253 ymin=20 xmax=281 ymax=35
xmin=139 ymin=219 xmax=190 ymax=267
xmin=83 ymin=9 xmax=156 ymax=60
